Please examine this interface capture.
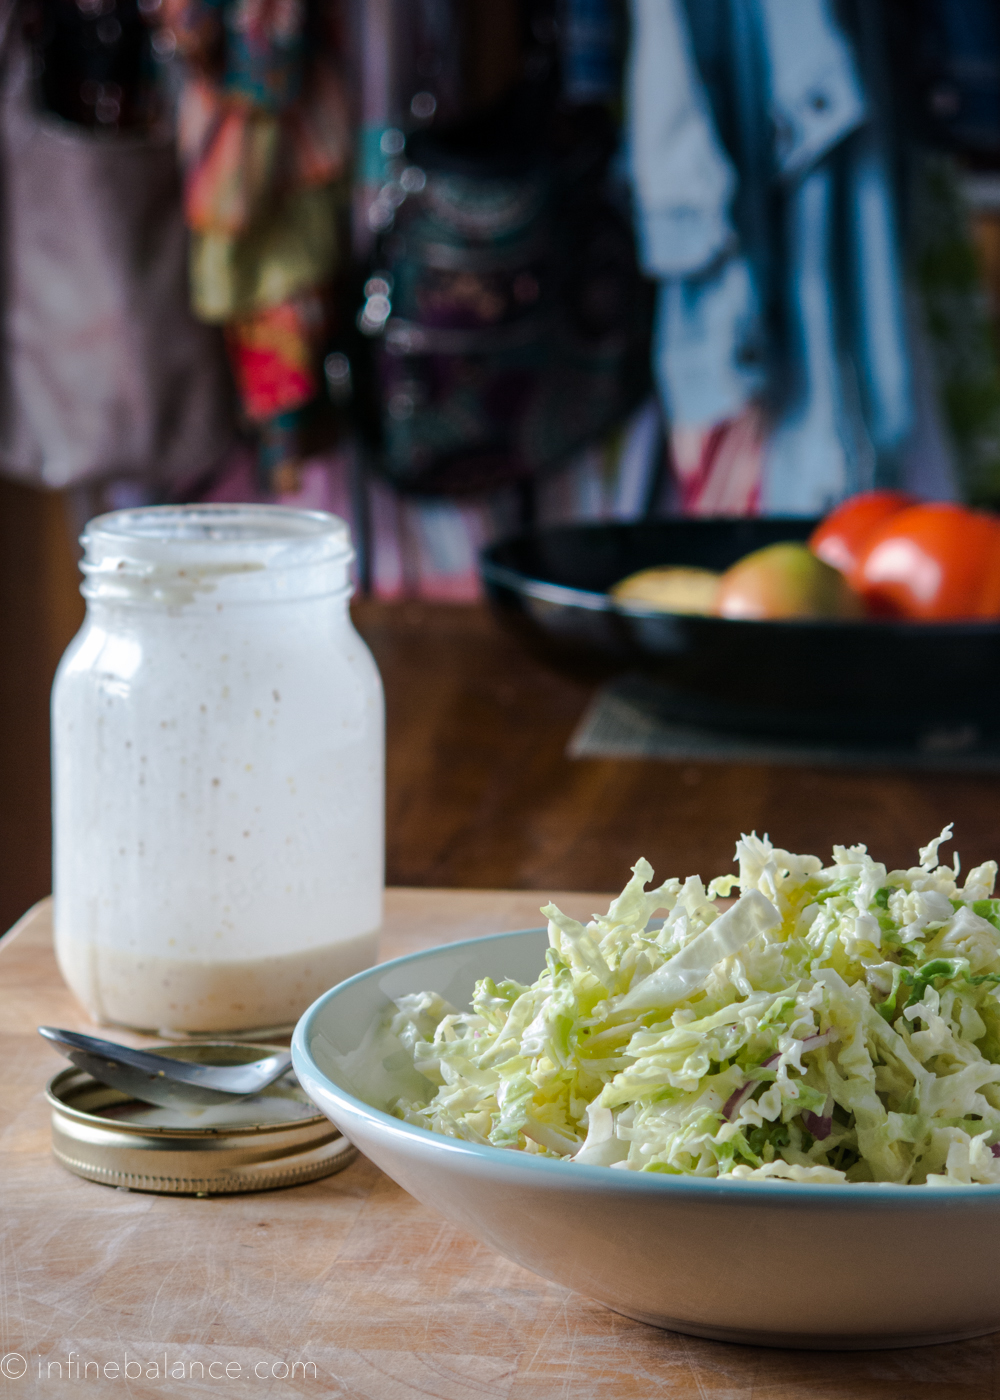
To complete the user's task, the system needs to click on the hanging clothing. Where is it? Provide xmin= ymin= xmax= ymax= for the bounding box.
xmin=560 ymin=0 xmax=620 ymax=106
xmin=0 ymin=22 xmax=235 ymax=494
xmin=627 ymin=0 xmax=737 ymax=280
xmin=155 ymin=0 xmax=351 ymax=488
xmin=757 ymin=0 xmax=866 ymax=176
xmin=626 ymin=0 xmax=767 ymax=512
xmin=626 ymin=0 xmax=921 ymax=516
xmin=760 ymin=0 xmax=917 ymax=512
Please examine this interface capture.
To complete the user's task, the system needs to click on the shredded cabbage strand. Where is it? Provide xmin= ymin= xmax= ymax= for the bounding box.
xmin=390 ymin=827 xmax=1000 ymax=1185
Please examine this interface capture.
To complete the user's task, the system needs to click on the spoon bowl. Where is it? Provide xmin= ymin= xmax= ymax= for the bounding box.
xmin=38 ymin=1027 xmax=294 ymax=1109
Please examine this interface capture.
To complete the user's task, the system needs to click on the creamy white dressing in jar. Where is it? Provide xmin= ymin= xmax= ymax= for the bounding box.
xmin=52 ymin=505 xmax=384 ymax=1033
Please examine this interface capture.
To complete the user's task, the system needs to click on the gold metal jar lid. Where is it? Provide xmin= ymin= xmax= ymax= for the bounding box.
xmin=45 ymin=1042 xmax=355 ymax=1195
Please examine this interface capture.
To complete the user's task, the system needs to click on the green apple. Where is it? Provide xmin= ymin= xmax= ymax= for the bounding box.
xmin=715 ymin=542 xmax=863 ymax=620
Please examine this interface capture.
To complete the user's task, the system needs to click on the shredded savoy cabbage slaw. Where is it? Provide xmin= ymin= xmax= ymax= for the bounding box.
xmin=389 ymin=828 xmax=1000 ymax=1184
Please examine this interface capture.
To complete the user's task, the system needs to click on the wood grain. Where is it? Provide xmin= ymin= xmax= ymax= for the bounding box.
xmin=5 ymin=580 xmax=1000 ymax=939
xmin=355 ymin=600 xmax=1000 ymax=893
xmin=0 ymin=479 xmax=84 ymax=935
xmin=2 ymin=895 xmax=998 ymax=1399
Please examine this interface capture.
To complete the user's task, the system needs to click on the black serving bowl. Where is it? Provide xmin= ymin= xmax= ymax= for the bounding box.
xmin=480 ymin=519 xmax=1000 ymax=745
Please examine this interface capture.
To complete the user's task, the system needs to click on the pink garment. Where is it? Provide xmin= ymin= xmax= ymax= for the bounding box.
xmin=670 ymin=406 xmax=766 ymax=516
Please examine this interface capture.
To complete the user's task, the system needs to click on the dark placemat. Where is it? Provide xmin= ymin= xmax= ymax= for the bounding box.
xmin=568 ymin=675 xmax=1000 ymax=771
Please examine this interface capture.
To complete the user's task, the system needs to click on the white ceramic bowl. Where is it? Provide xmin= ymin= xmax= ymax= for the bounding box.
xmin=292 ymin=927 xmax=1000 ymax=1350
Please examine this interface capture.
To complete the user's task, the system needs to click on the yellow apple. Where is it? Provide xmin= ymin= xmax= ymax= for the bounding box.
xmin=610 ymin=566 xmax=720 ymax=614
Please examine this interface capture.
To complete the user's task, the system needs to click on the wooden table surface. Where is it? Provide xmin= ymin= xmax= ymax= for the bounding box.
xmin=354 ymin=601 xmax=1000 ymax=896
xmin=2 ymin=894 xmax=995 ymax=1399
xmin=5 ymin=597 xmax=1000 ymax=933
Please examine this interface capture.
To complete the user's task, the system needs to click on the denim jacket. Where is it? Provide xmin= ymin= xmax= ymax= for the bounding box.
xmin=627 ymin=0 xmax=928 ymax=513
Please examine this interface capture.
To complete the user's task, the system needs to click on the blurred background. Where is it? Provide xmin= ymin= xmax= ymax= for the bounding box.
xmin=3 ymin=0 xmax=1000 ymax=929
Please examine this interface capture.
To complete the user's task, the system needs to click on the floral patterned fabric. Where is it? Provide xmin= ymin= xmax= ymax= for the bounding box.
xmin=154 ymin=0 xmax=350 ymax=479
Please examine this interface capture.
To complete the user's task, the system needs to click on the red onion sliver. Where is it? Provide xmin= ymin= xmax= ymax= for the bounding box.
xmin=763 ymin=1030 xmax=838 ymax=1072
xmin=722 ymin=1031 xmax=839 ymax=1124
xmin=722 ymin=1080 xmax=756 ymax=1122
xmin=991 ymin=1143 xmax=1000 ymax=1159
xmin=799 ymin=1029 xmax=839 ymax=1052
xmin=801 ymin=1111 xmax=833 ymax=1140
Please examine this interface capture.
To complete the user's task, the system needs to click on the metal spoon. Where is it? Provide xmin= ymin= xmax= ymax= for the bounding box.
xmin=39 ymin=1026 xmax=294 ymax=1109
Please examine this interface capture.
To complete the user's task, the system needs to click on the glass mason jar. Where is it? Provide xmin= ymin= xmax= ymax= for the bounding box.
xmin=52 ymin=505 xmax=384 ymax=1034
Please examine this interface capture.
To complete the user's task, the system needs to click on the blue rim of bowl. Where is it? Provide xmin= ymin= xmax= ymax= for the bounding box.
xmin=292 ymin=927 xmax=1000 ymax=1206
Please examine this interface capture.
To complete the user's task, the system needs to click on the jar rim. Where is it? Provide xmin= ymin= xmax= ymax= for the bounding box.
xmin=83 ymin=504 xmax=352 ymax=556
xmin=80 ymin=505 xmax=354 ymax=606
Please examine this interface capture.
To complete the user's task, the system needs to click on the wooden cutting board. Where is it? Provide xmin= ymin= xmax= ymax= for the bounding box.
xmin=0 ymin=895 xmax=992 ymax=1399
